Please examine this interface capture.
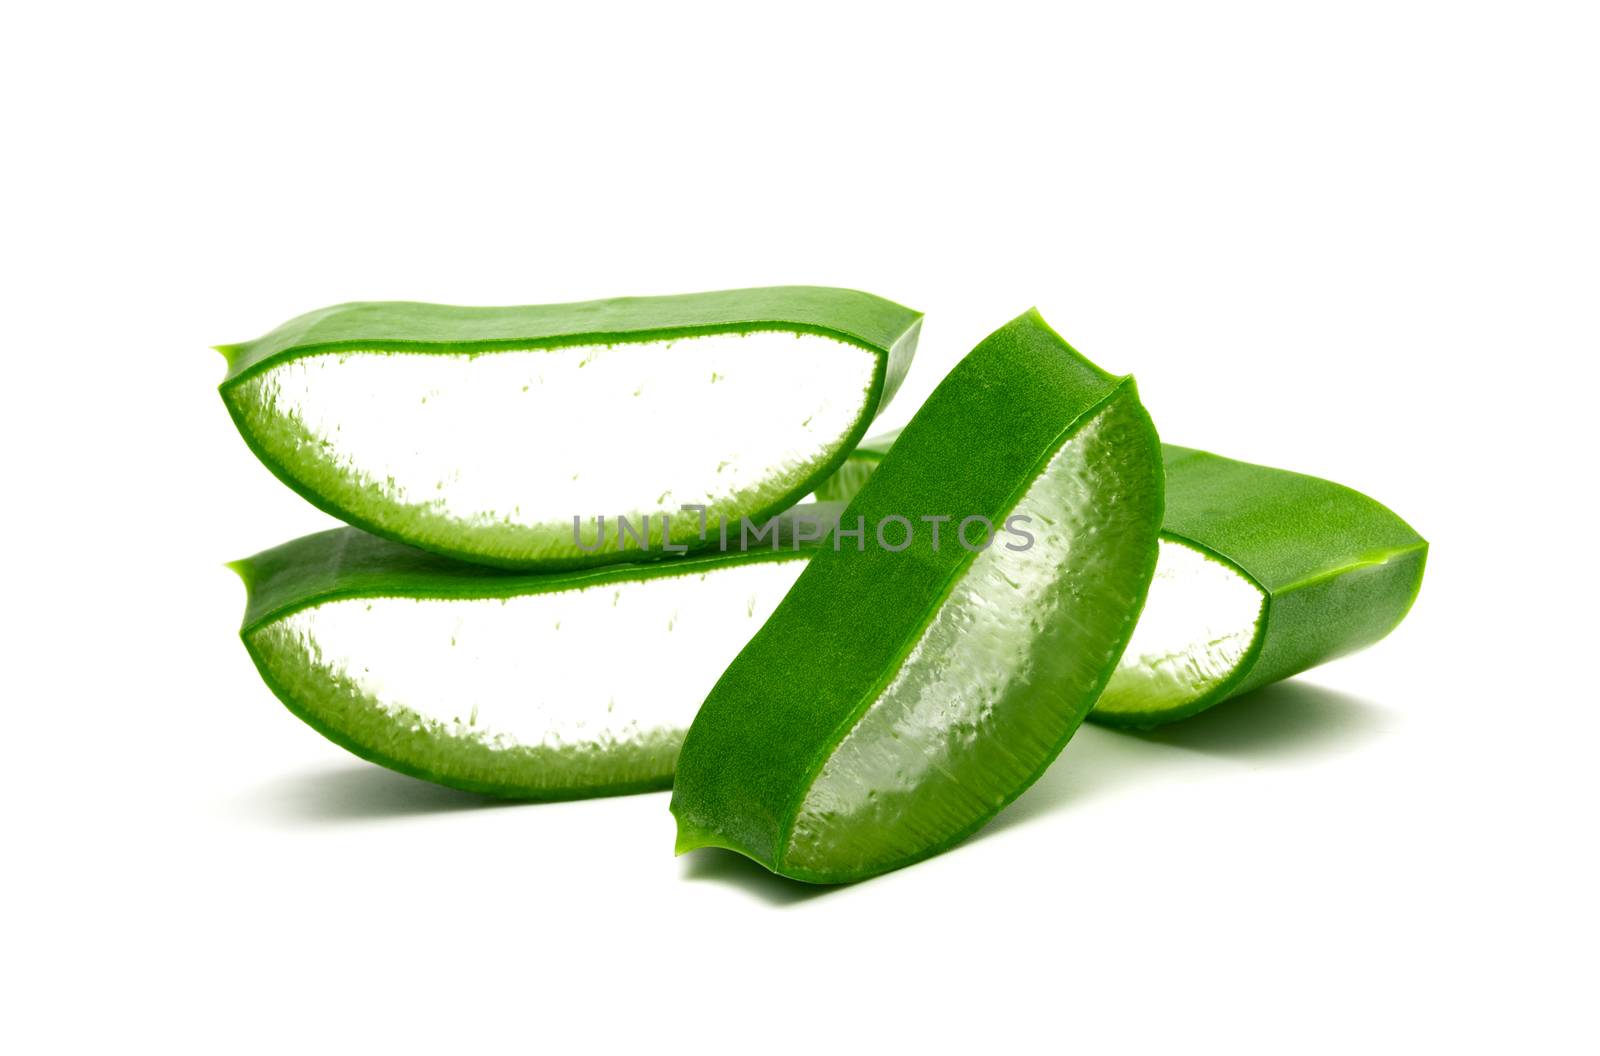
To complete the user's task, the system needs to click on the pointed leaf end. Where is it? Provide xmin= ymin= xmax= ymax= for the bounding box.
xmin=224 ymin=558 xmax=255 ymax=596
xmin=212 ymin=343 xmax=243 ymax=372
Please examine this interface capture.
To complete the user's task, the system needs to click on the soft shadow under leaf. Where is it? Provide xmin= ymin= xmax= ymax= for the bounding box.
xmin=989 ymin=679 xmax=1388 ymax=836
xmin=1129 ymin=679 xmax=1389 ymax=759
xmin=679 ymin=848 xmax=839 ymax=906
xmin=238 ymin=763 xmax=513 ymax=825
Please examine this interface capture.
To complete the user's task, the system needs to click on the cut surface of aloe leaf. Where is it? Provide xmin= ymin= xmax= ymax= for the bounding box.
xmin=670 ymin=310 xmax=1163 ymax=883
xmin=231 ymin=516 xmax=831 ymax=799
xmin=219 ymin=287 xmax=920 ymax=569
xmin=820 ymin=435 xmax=1427 ymax=727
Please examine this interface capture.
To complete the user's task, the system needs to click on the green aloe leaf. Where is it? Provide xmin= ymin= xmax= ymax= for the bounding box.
xmin=819 ymin=434 xmax=1428 ymax=727
xmin=1095 ymin=445 xmax=1427 ymax=726
xmin=230 ymin=511 xmax=833 ymax=800
xmin=218 ymin=287 xmax=921 ymax=569
xmin=670 ymin=310 xmax=1164 ymax=883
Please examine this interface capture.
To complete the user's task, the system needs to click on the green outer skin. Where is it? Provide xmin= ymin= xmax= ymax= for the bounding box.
xmin=1097 ymin=445 xmax=1427 ymax=727
xmin=232 ymin=508 xmax=835 ymax=800
xmin=669 ymin=310 xmax=1164 ymax=883
xmin=218 ymin=286 xmax=922 ymax=571
xmin=820 ymin=434 xmax=1428 ymax=728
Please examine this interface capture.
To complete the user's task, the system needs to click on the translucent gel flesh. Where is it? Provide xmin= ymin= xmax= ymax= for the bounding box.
xmin=783 ymin=393 xmax=1157 ymax=876
xmin=1094 ymin=538 xmax=1265 ymax=719
xmin=230 ymin=331 xmax=879 ymax=563
xmin=249 ymin=558 xmax=807 ymax=795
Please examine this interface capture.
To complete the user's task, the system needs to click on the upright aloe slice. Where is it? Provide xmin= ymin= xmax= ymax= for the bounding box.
xmin=671 ymin=310 xmax=1164 ymax=883
xmin=219 ymin=287 xmax=920 ymax=569
xmin=1094 ymin=445 xmax=1427 ymax=727
xmin=231 ymin=515 xmax=828 ymax=799
xmin=820 ymin=436 xmax=1428 ymax=727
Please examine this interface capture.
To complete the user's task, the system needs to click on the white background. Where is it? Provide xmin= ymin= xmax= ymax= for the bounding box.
xmin=5 ymin=2 xmax=1596 ymax=1052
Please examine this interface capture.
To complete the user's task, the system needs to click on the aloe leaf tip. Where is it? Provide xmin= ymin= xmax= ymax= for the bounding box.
xmin=224 ymin=558 xmax=255 ymax=595
xmin=672 ymin=816 xmax=732 ymax=857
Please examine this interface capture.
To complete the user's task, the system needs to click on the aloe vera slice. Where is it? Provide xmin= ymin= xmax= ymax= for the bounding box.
xmin=819 ymin=435 xmax=1428 ymax=727
xmin=218 ymin=287 xmax=920 ymax=569
xmin=230 ymin=515 xmax=829 ymax=799
xmin=670 ymin=310 xmax=1164 ymax=882
xmin=1094 ymin=445 xmax=1427 ymax=726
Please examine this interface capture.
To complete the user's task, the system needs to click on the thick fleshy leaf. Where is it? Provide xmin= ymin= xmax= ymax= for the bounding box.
xmin=671 ymin=310 xmax=1163 ymax=883
xmin=1095 ymin=446 xmax=1426 ymax=726
xmin=219 ymin=287 xmax=920 ymax=569
xmin=232 ymin=514 xmax=832 ymax=799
